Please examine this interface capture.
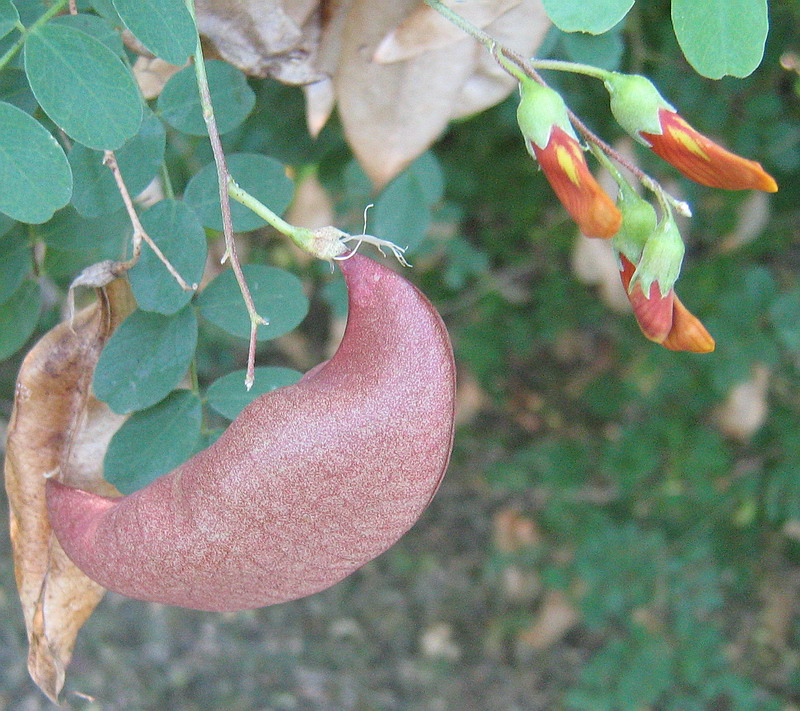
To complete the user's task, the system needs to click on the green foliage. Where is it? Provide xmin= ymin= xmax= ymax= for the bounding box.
xmin=206 ymin=367 xmax=302 ymax=420
xmin=24 ymin=22 xmax=142 ymax=149
xmin=564 ymin=631 xmax=673 ymax=711
xmin=0 ymin=67 xmax=36 ymax=112
xmin=540 ymin=0 xmax=770 ymax=78
xmin=372 ymin=152 xmax=445 ymax=253
xmin=0 ymin=280 xmax=40 ymax=360
xmin=128 ymin=199 xmax=208 ymax=314
xmin=560 ymin=26 xmax=624 ymax=72
xmin=104 ymin=389 xmax=203 ymax=494
xmin=68 ymin=108 xmax=166 ymax=218
xmin=93 ymin=306 xmax=198 ymax=414
xmin=0 ymin=101 xmax=71 ymax=222
xmin=671 ymin=0 xmax=768 ymax=79
xmin=0 ymin=0 xmax=19 ymax=39
xmin=184 ymin=153 xmax=293 ymax=232
xmin=196 ymin=265 xmax=309 ymax=341
xmin=111 ymin=0 xmax=196 ymax=66
xmin=158 ymin=60 xmax=255 ymax=136
xmin=0 ymin=232 xmax=31 ymax=304
xmin=50 ymin=12 xmax=124 ymax=56
xmin=541 ymin=0 xmax=633 ymax=35
xmin=35 ymin=205 xmax=130 ymax=253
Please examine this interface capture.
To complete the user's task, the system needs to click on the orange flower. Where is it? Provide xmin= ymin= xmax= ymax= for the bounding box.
xmin=662 ymin=295 xmax=716 ymax=353
xmin=641 ymin=108 xmax=777 ymax=192
xmin=531 ymin=127 xmax=622 ymax=238
xmin=618 ymin=255 xmax=715 ymax=353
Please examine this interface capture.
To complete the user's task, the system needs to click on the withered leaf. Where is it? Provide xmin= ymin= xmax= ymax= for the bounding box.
xmin=193 ymin=0 xmax=550 ymax=185
xmin=327 ymin=0 xmax=550 ymax=186
xmin=4 ymin=278 xmax=134 ymax=703
xmin=373 ymin=0 xmax=520 ymax=64
xmin=335 ymin=0 xmax=478 ymax=187
xmin=195 ymin=0 xmax=324 ymax=83
xmin=450 ymin=0 xmax=552 ymax=120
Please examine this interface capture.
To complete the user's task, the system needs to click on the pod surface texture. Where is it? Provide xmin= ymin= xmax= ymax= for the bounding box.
xmin=47 ymin=255 xmax=456 ymax=611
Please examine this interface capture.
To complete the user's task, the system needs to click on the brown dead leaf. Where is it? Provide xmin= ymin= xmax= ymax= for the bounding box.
xmin=715 ymin=364 xmax=770 ymax=442
xmin=450 ymin=0 xmax=551 ymax=120
xmin=333 ymin=0 xmax=549 ymax=186
xmin=132 ymin=56 xmax=184 ymax=100
xmin=335 ymin=0 xmax=478 ymax=187
xmin=493 ymin=508 xmax=542 ymax=553
xmin=518 ymin=589 xmax=578 ymax=650
xmin=373 ymin=0 xmax=520 ymax=63
xmin=193 ymin=0 xmax=548 ymax=185
xmin=195 ymin=0 xmax=324 ymax=83
xmin=4 ymin=278 xmax=134 ymax=703
xmin=285 ymin=171 xmax=335 ymax=230
xmin=303 ymin=77 xmax=337 ymax=137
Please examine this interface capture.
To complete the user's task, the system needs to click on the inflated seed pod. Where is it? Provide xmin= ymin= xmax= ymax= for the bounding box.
xmin=46 ymin=254 xmax=456 ymax=611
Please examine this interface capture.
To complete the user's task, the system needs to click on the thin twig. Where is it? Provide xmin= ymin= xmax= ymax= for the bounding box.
xmin=102 ymin=151 xmax=197 ymax=290
xmin=185 ymin=0 xmax=267 ymax=390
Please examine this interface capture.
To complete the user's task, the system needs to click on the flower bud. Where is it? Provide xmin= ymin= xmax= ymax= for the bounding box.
xmin=631 ymin=215 xmax=685 ymax=298
xmin=604 ymin=73 xmax=674 ymax=143
xmin=611 ymin=185 xmax=658 ymax=265
xmin=517 ymin=79 xmax=621 ymax=238
xmin=604 ymin=72 xmax=777 ymax=192
xmin=516 ymin=79 xmax=576 ymax=151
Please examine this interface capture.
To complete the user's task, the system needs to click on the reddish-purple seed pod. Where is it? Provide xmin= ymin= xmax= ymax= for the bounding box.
xmin=46 ymin=254 xmax=456 ymax=611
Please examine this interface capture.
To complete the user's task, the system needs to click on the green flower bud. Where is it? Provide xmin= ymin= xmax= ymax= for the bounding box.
xmin=603 ymin=73 xmax=675 ymax=144
xmin=631 ymin=215 xmax=685 ymax=298
xmin=611 ymin=185 xmax=658 ymax=265
xmin=516 ymin=79 xmax=577 ymax=151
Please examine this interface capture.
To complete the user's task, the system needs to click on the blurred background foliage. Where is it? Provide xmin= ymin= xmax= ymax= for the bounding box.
xmin=2 ymin=0 xmax=800 ymax=708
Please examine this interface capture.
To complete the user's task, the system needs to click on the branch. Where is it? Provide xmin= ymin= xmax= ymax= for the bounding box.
xmin=102 ymin=151 xmax=198 ymax=289
xmin=185 ymin=0 xmax=267 ymax=390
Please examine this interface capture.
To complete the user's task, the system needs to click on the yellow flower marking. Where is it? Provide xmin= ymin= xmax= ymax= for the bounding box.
xmin=555 ymin=144 xmax=582 ymax=187
xmin=667 ymin=125 xmax=710 ymax=161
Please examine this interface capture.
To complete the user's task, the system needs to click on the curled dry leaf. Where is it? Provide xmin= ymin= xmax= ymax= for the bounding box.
xmin=132 ymin=56 xmax=184 ymax=101
xmin=450 ymin=0 xmax=550 ymax=120
xmin=195 ymin=0 xmax=324 ymax=83
xmin=4 ymin=279 xmax=134 ymax=702
xmin=335 ymin=0 xmax=478 ymax=187
xmin=518 ymin=589 xmax=579 ymax=650
xmin=373 ymin=0 xmax=521 ymax=63
xmin=192 ymin=0 xmax=549 ymax=185
xmin=334 ymin=0 xmax=549 ymax=186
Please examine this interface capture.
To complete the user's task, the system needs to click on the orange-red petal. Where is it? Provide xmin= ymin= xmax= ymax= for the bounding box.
xmin=662 ymin=294 xmax=716 ymax=353
xmin=533 ymin=127 xmax=622 ymax=238
xmin=618 ymin=254 xmax=674 ymax=342
xmin=641 ymin=109 xmax=777 ymax=192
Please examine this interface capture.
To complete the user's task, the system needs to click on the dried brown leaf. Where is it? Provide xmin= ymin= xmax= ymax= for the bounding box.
xmin=195 ymin=0 xmax=324 ymax=83
xmin=373 ymin=0 xmax=520 ymax=64
xmin=335 ymin=0 xmax=477 ymax=187
xmin=303 ymin=77 xmax=336 ymax=137
xmin=518 ymin=589 xmax=579 ymax=650
xmin=450 ymin=0 xmax=551 ymax=119
xmin=715 ymin=365 xmax=770 ymax=442
xmin=4 ymin=278 xmax=134 ymax=702
xmin=132 ymin=56 xmax=184 ymax=101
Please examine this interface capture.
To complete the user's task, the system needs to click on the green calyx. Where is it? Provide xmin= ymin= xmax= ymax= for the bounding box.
xmin=516 ymin=79 xmax=576 ymax=151
xmin=604 ymin=73 xmax=675 ymax=144
xmin=631 ymin=216 xmax=685 ymax=298
xmin=611 ymin=185 xmax=658 ymax=265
